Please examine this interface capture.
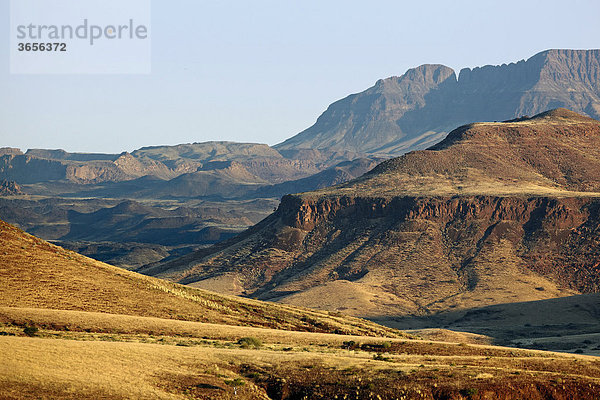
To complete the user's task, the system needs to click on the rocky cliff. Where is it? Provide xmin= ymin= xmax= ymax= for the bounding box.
xmin=277 ymin=49 xmax=600 ymax=155
xmin=276 ymin=64 xmax=456 ymax=155
xmin=0 ymin=180 xmax=23 ymax=196
xmin=144 ymin=193 xmax=600 ymax=317
xmin=142 ymin=109 xmax=600 ymax=318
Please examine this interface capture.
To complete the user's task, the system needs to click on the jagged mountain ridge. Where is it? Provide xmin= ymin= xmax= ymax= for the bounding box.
xmin=141 ymin=109 xmax=600 ymax=318
xmin=277 ymin=49 xmax=600 ymax=155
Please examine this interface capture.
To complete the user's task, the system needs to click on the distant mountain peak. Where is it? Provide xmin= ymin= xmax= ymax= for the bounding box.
xmin=277 ymin=49 xmax=600 ymax=156
xmin=376 ymin=64 xmax=456 ymax=88
xmin=276 ymin=63 xmax=458 ymax=154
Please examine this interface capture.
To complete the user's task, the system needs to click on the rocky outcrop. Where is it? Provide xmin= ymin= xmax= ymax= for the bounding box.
xmin=0 ymin=152 xmax=174 ymax=184
xmin=144 ymin=192 xmax=600 ymax=317
xmin=1 ymin=142 xmax=369 ymax=188
xmin=454 ymin=50 xmax=600 ymax=123
xmin=277 ymin=49 xmax=600 ymax=155
xmin=277 ymin=64 xmax=457 ymax=154
xmin=0 ymin=180 xmax=24 ymax=196
xmin=0 ymin=148 xmax=23 ymax=157
xmin=0 ymin=154 xmax=69 ymax=183
xmin=60 ymin=153 xmax=173 ymax=183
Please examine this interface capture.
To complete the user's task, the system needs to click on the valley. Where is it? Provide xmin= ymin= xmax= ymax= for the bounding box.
xmin=0 ymin=143 xmax=376 ymax=268
xmin=142 ymin=109 xmax=600 ymax=356
xmin=3 ymin=49 xmax=600 ymax=272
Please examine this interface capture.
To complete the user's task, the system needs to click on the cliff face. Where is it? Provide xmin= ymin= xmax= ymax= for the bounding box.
xmin=0 ymin=152 xmax=174 ymax=184
xmin=277 ymin=49 xmax=600 ymax=155
xmin=144 ymin=109 xmax=600 ymax=318
xmin=271 ymin=194 xmax=600 ymax=296
xmin=0 ymin=155 xmax=69 ymax=183
xmin=455 ymin=49 xmax=600 ymax=122
xmin=146 ymin=193 xmax=599 ymax=318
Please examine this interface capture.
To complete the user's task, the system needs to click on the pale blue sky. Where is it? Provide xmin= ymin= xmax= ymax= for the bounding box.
xmin=1 ymin=0 xmax=599 ymax=153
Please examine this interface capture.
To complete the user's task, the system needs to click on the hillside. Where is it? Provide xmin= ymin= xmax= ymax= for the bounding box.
xmin=3 ymin=50 xmax=600 ymax=271
xmin=0 ymin=196 xmax=276 ymax=269
xmin=327 ymin=108 xmax=600 ymax=197
xmin=248 ymin=158 xmax=382 ymax=199
xmin=0 ymin=218 xmax=401 ymax=336
xmin=277 ymin=49 xmax=600 ymax=155
xmin=143 ymin=109 xmax=600 ymax=323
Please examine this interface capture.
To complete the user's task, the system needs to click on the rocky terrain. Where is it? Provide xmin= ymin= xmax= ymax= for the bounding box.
xmin=0 ymin=143 xmax=372 ymax=267
xmin=4 ymin=48 xmax=600 ymax=398
xmin=0 ymin=180 xmax=23 ymax=196
xmin=277 ymin=49 xmax=600 ymax=155
xmin=0 ymin=142 xmax=365 ymax=186
xmin=142 ymin=109 xmax=600 ymax=351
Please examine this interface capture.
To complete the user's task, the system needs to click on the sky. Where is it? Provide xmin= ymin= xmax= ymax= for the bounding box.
xmin=1 ymin=0 xmax=599 ymax=154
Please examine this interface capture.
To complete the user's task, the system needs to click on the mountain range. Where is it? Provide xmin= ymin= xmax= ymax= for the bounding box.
xmin=5 ymin=49 xmax=600 ymax=399
xmin=0 ymin=144 xmax=373 ymax=267
xmin=277 ymin=49 xmax=600 ymax=155
xmin=2 ymin=48 xmax=600 ymax=274
xmin=142 ymin=109 xmax=600 ymax=343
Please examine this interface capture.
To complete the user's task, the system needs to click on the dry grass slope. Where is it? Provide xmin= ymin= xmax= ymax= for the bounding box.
xmin=318 ymin=108 xmax=600 ymax=198
xmin=0 ymin=218 xmax=401 ymax=337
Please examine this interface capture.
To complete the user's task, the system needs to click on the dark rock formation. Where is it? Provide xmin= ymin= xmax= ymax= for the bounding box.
xmin=0 ymin=148 xmax=23 ymax=157
xmin=0 ymin=180 xmax=24 ymax=196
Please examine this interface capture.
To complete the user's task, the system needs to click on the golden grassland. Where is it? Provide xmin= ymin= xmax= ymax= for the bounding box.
xmin=3 ymin=218 xmax=600 ymax=398
xmin=318 ymin=172 xmax=600 ymax=199
xmin=0 ymin=307 xmax=410 ymax=347
xmin=2 ymin=311 xmax=600 ymax=400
